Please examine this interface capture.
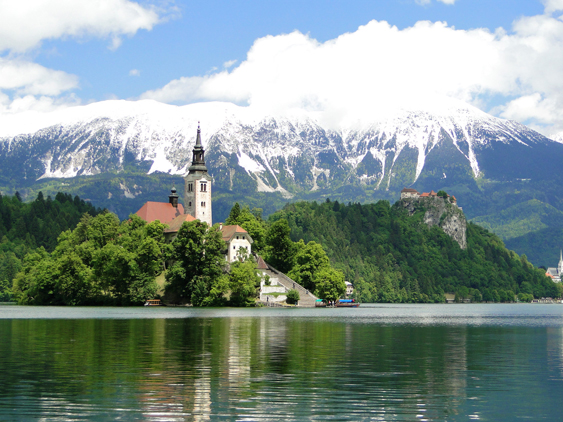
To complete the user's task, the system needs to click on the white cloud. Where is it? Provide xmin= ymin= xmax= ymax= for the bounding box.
xmin=0 ymin=0 xmax=161 ymax=53
xmin=0 ymin=58 xmax=78 ymax=96
xmin=223 ymin=60 xmax=237 ymax=69
xmin=129 ymin=69 xmax=141 ymax=77
xmin=543 ymin=0 xmax=563 ymax=13
xmin=139 ymin=5 xmax=563 ymax=136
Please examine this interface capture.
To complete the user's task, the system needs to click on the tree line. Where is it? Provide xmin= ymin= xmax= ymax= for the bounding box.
xmin=0 ymin=192 xmax=101 ymax=301
xmin=7 ymin=194 xmax=556 ymax=305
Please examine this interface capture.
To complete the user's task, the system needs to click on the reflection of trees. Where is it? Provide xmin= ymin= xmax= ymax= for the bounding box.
xmin=4 ymin=316 xmax=563 ymax=420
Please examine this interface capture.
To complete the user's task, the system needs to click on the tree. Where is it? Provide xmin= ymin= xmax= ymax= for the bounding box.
xmin=286 ymin=289 xmax=300 ymax=305
xmin=226 ymin=203 xmax=241 ymax=225
xmin=165 ymin=221 xmax=226 ymax=305
xmin=264 ymin=219 xmax=295 ymax=274
xmin=227 ymin=259 xmax=260 ymax=307
xmin=314 ymin=267 xmax=346 ymax=303
xmin=288 ymin=240 xmax=330 ymax=291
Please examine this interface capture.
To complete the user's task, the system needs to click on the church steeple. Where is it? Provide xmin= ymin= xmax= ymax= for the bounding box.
xmin=184 ymin=123 xmax=212 ymax=226
xmin=188 ymin=122 xmax=208 ymax=174
xmin=558 ymin=249 xmax=563 ymax=274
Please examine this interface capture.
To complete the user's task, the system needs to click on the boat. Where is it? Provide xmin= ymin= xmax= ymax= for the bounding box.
xmin=335 ymin=299 xmax=360 ymax=308
xmin=315 ymin=299 xmax=360 ymax=307
xmin=144 ymin=299 xmax=161 ymax=306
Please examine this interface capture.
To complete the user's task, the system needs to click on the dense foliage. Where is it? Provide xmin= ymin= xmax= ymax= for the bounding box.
xmin=268 ymin=199 xmax=560 ymax=303
xmin=13 ymin=213 xmax=166 ymax=305
xmin=0 ymin=192 xmax=101 ymax=301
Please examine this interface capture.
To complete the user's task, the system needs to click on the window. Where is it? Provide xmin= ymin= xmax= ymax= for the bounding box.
xmin=201 ymin=201 xmax=204 ymax=207
xmin=233 ymin=246 xmax=236 ymax=250
xmin=188 ymin=202 xmax=192 ymax=207
xmin=236 ymin=235 xmax=239 ymax=239
xmin=200 ymin=182 xmax=207 ymax=192
xmin=188 ymin=183 xmax=193 ymax=192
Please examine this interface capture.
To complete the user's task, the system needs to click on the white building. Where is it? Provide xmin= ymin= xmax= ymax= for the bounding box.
xmin=220 ymin=224 xmax=253 ymax=262
xmin=546 ymin=250 xmax=563 ymax=283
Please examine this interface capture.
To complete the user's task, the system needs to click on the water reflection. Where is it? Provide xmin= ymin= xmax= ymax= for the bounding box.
xmin=1 ymin=308 xmax=563 ymax=420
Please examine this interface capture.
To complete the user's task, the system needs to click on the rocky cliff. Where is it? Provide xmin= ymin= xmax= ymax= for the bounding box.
xmin=399 ymin=196 xmax=467 ymax=249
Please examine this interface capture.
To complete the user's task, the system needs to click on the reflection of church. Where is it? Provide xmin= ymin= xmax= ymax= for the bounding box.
xmin=135 ymin=124 xmax=253 ymax=262
xmin=546 ymin=250 xmax=563 ymax=283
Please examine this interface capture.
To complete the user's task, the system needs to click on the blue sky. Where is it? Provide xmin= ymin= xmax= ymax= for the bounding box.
xmin=1 ymin=0 xmax=563 ymax=136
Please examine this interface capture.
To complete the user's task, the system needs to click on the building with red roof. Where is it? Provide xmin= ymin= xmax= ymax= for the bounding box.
xmin=219 ymin=224 xmax=254 ymax=262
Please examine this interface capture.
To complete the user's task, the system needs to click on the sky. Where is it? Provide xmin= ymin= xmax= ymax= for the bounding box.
xmin=1 ymin=0 xmax=563 ymax=136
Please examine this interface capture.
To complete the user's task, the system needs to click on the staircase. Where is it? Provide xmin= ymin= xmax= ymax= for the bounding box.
xmin=256 ymin=256 xmax=318 ymax=307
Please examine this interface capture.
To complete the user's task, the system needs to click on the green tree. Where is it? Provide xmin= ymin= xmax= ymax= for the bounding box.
xmin=286 ymin=289 xmax=300 ymax=305
xmin=227 ymin=259 xmax=260 ymax=307
xmin=314 ymin=267 xmax=346 ymax=303
xmin=165 ymin=221 xmax=226 ymax=305
xmin=264 ymin=218 xmax=295 ymax=273
xmin=288 ymin=240 xmax=330 ymax=291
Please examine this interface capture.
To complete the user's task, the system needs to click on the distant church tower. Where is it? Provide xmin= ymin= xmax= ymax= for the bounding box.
xmin=184 ymin=124 xmax=212 ymax=226
xmin=558 ymin=249 xmax=563 ymax=276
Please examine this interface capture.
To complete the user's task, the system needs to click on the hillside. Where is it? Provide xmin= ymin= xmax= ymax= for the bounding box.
xmin=269 ymin=199 xmax=559 ymax=302
xmin=471 ymin=199 xmax=563 ymax=241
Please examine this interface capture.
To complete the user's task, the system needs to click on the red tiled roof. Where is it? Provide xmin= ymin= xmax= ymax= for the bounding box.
xmin=256 ymin=255 xmax=269 ymax=270
xmin=164 ymin=214 xmax=197 ymax=233
xmin=220 ymin=224 xmax=252 ymax=243
xmin=420 ymin=192 xmax=430 ymax=197
xmin=429 ymin=190 xmax=437 ymax=196
xmin=135 ymin=201 xmax=185 ymax=225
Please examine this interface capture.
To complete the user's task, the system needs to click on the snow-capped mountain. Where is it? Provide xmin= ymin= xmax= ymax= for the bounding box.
xmin=1 ymin=98 xmax=562 ymax=199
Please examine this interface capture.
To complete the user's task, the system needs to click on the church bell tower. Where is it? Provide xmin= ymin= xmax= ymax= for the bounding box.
xmin=184 ymin=124 xmax=212 ymax=226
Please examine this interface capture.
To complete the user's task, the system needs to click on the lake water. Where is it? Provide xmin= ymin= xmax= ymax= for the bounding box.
xmin=1 ymin=304 xmax=563 ymax=421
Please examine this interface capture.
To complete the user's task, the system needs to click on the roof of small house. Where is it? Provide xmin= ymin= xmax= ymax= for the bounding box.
xmin=547 ymin=267 xmax=560 ymax=277
xmin=220 ymin=225 xmax=253 ymax=243
xmin=164 ymin=213 xmax=197 ymax=233
xmin=420 ymin=192 xmax=430 ymax=197
xmin=429 ymin=190 xmax=437 ymax=196
xmin=401 ymin=188 xmax=419 ymax=193
xmin=135 ymin=201 xmax=185 ymax=225
xmin=256 ymin=255 xmax=269 ymax=270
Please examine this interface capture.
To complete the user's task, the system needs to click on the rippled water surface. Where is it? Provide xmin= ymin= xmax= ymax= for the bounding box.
xmin=1 ymin=304 xmax=563 ymax=420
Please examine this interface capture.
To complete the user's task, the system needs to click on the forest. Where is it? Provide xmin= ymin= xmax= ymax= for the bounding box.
xmin=0 ymin=192 xmax=101 ymax=301
xmin=269 ymin=199 xmax=560 ymax=303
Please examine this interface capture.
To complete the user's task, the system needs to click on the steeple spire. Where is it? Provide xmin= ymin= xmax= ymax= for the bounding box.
xmin=188 ymin=122 xmax=207 ymax=174
xmin=195 ymin=121 xmax=202 ymax=146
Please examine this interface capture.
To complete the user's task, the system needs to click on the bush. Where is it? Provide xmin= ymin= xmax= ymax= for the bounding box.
xmin=286 ymin=289 xmax=300 ymax=305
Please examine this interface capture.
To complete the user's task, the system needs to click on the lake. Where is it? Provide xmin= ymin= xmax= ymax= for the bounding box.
xmin=1 ymin=304 xmax=563 ymax=420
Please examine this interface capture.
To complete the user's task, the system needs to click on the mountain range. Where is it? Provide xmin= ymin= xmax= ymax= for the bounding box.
xmin=2 ymin=98 xmax=563 ymax=266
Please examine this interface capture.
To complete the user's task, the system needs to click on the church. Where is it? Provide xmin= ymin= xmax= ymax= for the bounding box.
xmin=135 ymin=124 xmax=253 ymax=262
xmin=546 ymin=250 xmax=563 ymax=283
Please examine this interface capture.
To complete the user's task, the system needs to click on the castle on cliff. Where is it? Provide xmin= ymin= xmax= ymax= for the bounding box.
xmin=400 ymin=188 xmax=459 ymax=208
